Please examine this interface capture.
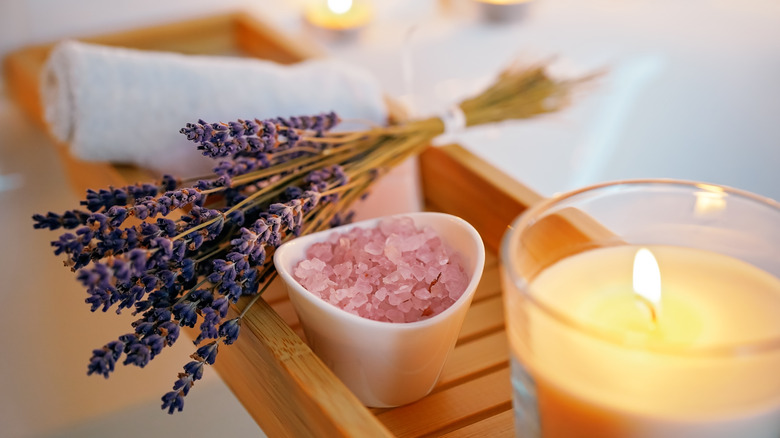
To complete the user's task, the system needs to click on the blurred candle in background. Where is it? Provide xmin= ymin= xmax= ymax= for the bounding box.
xmin=304 ymin=0 xmax=373 ymax=38
xmin=475 ymin=0 xmax=532 ymax=23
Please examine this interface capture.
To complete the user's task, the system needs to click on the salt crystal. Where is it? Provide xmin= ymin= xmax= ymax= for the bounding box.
xmin=387 ymin=292 xmax=403 ymax=306
xmin=435 ymin=247 xmax=449 ymax=266
xmin=292 ymin=217 xmax=470 ymax=323
xmin=410 ymin=296 xmax=427 ymax=310
xmin=350 ymin=293 xmax=369 ymax=308
xmin=411 ymin=265 xmax=427 ymax=281
xmin=307 ymin=242 xmax=334 ymax=262
xmin=386 ymin=308 xmax=405 ymax=323
xmin=307 ymin=272 xmax=334 ymax=293
xmin=430 ymin=281 xmax=446 ymax=298
xmin=379 ymin=216 xmax=414 ymax=236
xmin=401 ymin=233 xmax=428 ymax=252
xmin=353 ymin=278 xmax=373 ymax=295
xmin=396 ymin=264 xmax=413 ymax=280
xmin=364 ymin=240 xmax=383 ymax=255
xmin=333 ymin=261 xmax=353 ymax=279
xmin=413 ymin=288 xmax=432 ymax=300
xmin=383 ymin=242 xmax=402 ymax=265
xmin=396 ymin=287 xmax=412 ymax=301
xmin=334 ymin=288 xmax=350 ymax=301
xmin=383 ymin=271 xmax=401 ymax=284
xmin=426 ymin=267 xmax=441 ymax=283
xmin=397 ymin=299 xmax=413 ymax=313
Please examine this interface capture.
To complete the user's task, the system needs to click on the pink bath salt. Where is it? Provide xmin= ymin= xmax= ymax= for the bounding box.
xmin=396 ymin=264 xmax=413 ymax=280
xmin=333 ymin=261 xmax=353 ymax=279
xmin=293 ymin=258 xmax=334 ymax=294
xmin=387 ymin=288 xmax=409 ymax=306
xmin=382 ymin=271 xmax=402 ymax=284
xmin=364 ymin=240 xmax=383 ymax=256
xmin=294 ymin=258 xmax=326 ymax=275
xmin=397 ymin=299 xmax=414 ymax=314
xmin=385 ymin=308 xmax=406 ymax=323
xmin=383 ymin=243 xmax=403 ymax=265
xmin=413 ymin=288 xmax=432 ymax=300
xmin=292 ymin=216 xmax=471 ymax=323
xmin=350 ymin=292 xmax=369 ymax=308
xmin=411 ymin=265 xmax=427 ymax=282
xmin=307 ymin=242 xmax=334 ymax=263
xmin=333 ymin=288 xmax=350 ymax=302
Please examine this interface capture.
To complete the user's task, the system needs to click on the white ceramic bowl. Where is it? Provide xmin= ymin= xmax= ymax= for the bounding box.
xmin=273 ymin=212 xmax=486 ymax=407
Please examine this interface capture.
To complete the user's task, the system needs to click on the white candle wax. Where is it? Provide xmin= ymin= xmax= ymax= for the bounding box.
xmin=507 ymin=245 xmax=780 ymax=437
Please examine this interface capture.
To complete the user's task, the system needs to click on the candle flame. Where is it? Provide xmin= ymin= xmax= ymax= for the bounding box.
xmin=327 ymin=0 xmax=353 ymax=14
xmin=633 ymin=248 xmax=662 ymax=307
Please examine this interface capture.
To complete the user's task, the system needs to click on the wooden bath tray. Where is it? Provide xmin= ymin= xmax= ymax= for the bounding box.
xmin=3 ymin=12 xmax=571 ymax=437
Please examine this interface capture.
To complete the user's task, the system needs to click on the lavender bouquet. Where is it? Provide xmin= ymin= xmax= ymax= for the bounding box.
xmin=33 ymin=64 xmax=589 ymax=413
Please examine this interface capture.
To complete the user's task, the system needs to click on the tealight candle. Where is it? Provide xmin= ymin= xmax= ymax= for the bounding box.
xmin=304 ymin=0 xmax=373 ymax=39
xmin=501 ymin=180 xmax=780 ymax=438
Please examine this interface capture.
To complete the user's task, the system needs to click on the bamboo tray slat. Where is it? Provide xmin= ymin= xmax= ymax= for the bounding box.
xmin=3 ymin=13 xmax=611 ymax=437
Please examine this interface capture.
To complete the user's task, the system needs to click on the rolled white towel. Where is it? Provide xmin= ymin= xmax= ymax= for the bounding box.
xmin=40 ymin=40 xmax=388 ymax=176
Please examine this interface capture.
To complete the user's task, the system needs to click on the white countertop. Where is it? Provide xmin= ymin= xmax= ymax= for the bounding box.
xmin=1 ymin=1 xmax=779 ymax=437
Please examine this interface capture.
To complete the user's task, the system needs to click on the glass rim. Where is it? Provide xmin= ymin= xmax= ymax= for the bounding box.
xmin=501 ymin=178 xmax=780 ymax=357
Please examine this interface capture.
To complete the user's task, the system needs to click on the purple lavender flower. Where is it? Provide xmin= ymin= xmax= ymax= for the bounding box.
xmin=181 ymin=112 xmax=339 ymax=159
xmin=51 ymin=232 xmax=81 ymax=257
xmin=127 ymin=249 xmax=149 ymax=276
xmin=121 ymin=334 xmax=152 ymax=367
xmin=180 ymin=258 xmax=196 ymax=282
xmin=213 ymin=155 xmax=271 ymax=179
xmin=87 ymin=340 xmax=124 ymax=378
xmin=195 ymin=343 xmax=218 ymax=366
xmin=35 ymin=110 xmax=363 ymax=414
xmin=80 ymin=182 xmax=163 ymax=213
xmin=172 ymin=299 xmax=199 ymax=328
xmin=161 ymin=353 xmax=210 ymax=413
xmin=211 ymin=297 xmax=229 ymax=318
xmin=161 ymin=390 xmax=185 ymax=414
xmin=226 ymin=209 xmax=245 ymax=226
xmin=161 ymin=174 xmax=178 ymax=191
xmin=159 ymin=320 xmax=180 ymax=346
xmin=260 ymin=214 xmax=283 ymax=247
xmin=218 ymin=318 xmax=240 ymax=345
xmin=116 ymin=284 xmax=145 ymax=313
xmin=184 ymin=360 xmax=205 ymax=381
xmin=145 ymin=334 xmax=166 ymax=358
xmin=230 ymin=228 xmax=267 ymax=263
xmin=32 ymin=210 xmax=90 ymax=230
xmin=269 ymin=200 xmax=304 ymax=236
xmin=195 ymin=307 xmax=220 ymax=344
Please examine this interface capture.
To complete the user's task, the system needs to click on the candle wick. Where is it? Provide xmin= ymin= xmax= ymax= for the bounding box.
xmin=636 ymin=295 xmax=659 ymax=328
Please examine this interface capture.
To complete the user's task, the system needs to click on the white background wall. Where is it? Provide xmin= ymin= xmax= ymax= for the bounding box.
xmin=0 ymin=0 xmax=251 ymax=63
